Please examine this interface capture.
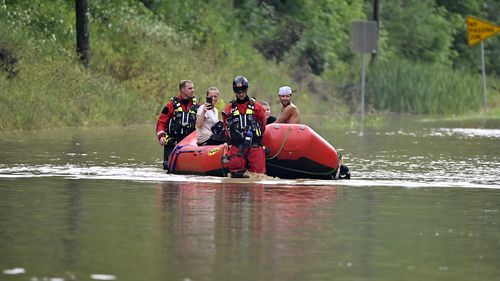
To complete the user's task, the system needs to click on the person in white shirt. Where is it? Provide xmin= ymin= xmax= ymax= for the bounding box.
xmin=196 ymin=87 xmax=225 ymax=145
xmin=260 ymin=101 xmax=276 ymax=124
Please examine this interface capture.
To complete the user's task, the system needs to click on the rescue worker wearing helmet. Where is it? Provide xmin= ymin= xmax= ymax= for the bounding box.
xmin=222 ymin=76 xmax=267 ymax=178
xmin=156 ymin=80 xmax=199 ymax=170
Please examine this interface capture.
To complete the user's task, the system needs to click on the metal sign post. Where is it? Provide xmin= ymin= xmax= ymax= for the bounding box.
xmin=480 ymin=41 xmax=487 ymax=109
xmin=350 ymin=21 xmax=378 ymax=136
xmin=360 ymin=53 xmax=366 ymax=134
xmin=466 ymin=16 xmax=500 ymax=111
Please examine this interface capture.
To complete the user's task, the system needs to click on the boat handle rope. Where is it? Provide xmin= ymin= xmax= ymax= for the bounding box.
xmin=264 ymin=127 xmax=339 ymax=178
xmin=266 ymin=162 xmax=337 ymax=177
xmin=168 ymin=145 xmax=200 ymax=173
xmin=266 ymin=126 xmax=291 ymax=160
xmin=167 ymin=144 xmax=185 ymax=173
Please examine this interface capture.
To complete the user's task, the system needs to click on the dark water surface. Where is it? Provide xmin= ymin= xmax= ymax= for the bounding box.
xmin=1 ymin=117 xmax=499 ymax=281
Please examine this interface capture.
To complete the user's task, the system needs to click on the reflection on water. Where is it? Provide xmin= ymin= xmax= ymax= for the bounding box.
xmin=158 ymin=182 xmax=342 ymax=281
xmin=1 ymin=179 xmax=500 ymax=281
xmin=1 ymin=117 xmax=500 ymax=280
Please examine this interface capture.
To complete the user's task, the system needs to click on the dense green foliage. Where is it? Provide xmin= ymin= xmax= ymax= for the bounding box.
xmin=0 ymin=0 xmax=499 ymax=130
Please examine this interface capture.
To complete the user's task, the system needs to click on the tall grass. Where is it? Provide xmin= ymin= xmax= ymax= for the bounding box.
xmin=366 ymin=60 xmax=484 ymax=115
xmin=0 ymin=48 xmax=151 ymax=130
xmin=1 ymin=1 xmax=498 ymax=132
xmin=0 ymin=1 xmax=292 ymax=131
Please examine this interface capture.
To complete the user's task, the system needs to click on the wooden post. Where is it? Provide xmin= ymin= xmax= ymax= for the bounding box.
xmin=140 ymin=0 xmax=154 ymax=9
xmin=76 ymin=0 xmax=89 ymax=67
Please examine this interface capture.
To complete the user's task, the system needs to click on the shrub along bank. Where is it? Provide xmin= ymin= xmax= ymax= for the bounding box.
xmin=0 ymin=0 xmax=499 ymax=131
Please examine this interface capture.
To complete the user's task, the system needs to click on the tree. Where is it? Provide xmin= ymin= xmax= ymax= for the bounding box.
xmin=76 ymin=0 xmax=90 ymax=67
xmin=380 ymin=0 xmax=460 ymax=65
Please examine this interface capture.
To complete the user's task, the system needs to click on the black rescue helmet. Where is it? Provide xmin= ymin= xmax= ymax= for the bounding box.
xmin=232 ymin=76 xmax=249 ymax=93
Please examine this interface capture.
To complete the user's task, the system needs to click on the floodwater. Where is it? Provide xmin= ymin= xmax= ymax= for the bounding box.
xmin=1 ymin=116 xmax=499 ymax=281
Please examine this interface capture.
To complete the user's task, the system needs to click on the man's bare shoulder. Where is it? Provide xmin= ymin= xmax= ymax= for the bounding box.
xmin=285 ymin=103 xmax=301 ymax=123
xmin=277 ymin=103 xmax=300 ymax=123
xmin=284 ymin=103 xmax=299 ymax=114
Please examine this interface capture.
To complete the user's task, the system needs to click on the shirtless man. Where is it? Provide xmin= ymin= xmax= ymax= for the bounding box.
xmin=276 ymin=86 xmax=300 ymax=124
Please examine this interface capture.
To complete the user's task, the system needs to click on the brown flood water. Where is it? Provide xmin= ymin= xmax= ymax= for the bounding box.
xmin=1 ymin=116 xmax=499 ymax=281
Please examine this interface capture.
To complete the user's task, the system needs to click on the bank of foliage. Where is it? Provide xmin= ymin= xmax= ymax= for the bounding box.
xmin=0 ymin=0 xmax=499 ymax=130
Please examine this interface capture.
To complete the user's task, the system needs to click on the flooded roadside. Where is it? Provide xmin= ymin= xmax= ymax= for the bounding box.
xmin=1 ymin=116 xmax=500 ymax=281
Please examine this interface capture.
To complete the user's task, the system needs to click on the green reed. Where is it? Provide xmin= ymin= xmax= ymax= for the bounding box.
xmin=366 ymin=59 xmax=489 ymax=115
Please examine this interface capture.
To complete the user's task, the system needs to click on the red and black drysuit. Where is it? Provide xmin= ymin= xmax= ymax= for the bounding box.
xmin=156 ymin=95 xmax=198 ymax=170
xmin=222 ymin=96 xmax=266 ymax=175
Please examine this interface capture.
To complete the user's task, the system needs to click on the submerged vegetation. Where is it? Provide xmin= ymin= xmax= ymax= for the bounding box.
xmin=0 ymin=0 xmax=499 ymax=131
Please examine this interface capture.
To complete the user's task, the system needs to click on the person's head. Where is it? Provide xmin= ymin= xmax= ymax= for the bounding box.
xmin=206 ymin=86 xmax=219 ymax=105
xmin=260 ymin=101 xmax=271 ymax=118
xmin=278 ymin=86 xmax=292 ymax=107
xmin=179 ymin=80 xmax=195 ymax=99
xmin=232 ymin=75 xmax=249 ymax=100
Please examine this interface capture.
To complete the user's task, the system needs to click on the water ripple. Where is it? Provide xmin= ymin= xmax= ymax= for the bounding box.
xmin=0 ymin=163 xmax=498 ymax=189
xmin=432 ymin=128 xmax=500 ymax=139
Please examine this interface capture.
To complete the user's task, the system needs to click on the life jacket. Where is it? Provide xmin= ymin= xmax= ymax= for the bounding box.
xmin=167 ymin=97 xmax=198 ymax=139
xmin=226 ymin=98 xmax=262 ymax=145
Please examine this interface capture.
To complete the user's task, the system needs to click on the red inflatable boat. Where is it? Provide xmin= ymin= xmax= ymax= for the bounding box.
xmin=167 ymin=123 xmax=349 ymax=180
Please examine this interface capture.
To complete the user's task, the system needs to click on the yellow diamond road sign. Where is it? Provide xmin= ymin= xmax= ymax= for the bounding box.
xmin=467 ymin=16 xmax=500 ymax=47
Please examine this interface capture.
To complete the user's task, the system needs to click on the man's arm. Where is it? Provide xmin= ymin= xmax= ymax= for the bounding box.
xmin=221 ymin=105 xmax=232 ymax=138
xmin=195 ymin=105 xmax=206 ymax=129
xmin=156 ymin=102 xmax=173 ymax=144
xmin=253 ymin=102 xmax=266 ymax=134
xmin=288 ymin=106 xmax=300 ymax=124
xmin=276 ymin=107 xmax=292 ymax=123
xmin=276 ymin=105 xmax=300 ymax=124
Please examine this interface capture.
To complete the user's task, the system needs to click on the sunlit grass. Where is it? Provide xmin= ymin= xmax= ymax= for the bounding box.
xmin=366 ymin=59 xmax=492 ymax=115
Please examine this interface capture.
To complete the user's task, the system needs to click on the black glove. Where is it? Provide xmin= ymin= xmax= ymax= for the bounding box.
xmin=211 ymin=121 xmax=224 ymax=135
xmin=165 ymin=137 xmax=177 ymax=146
